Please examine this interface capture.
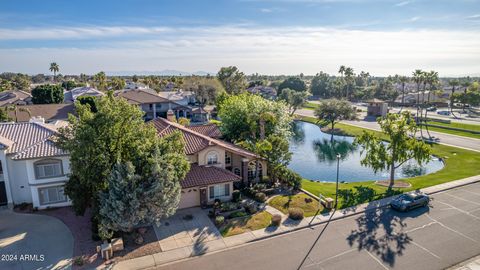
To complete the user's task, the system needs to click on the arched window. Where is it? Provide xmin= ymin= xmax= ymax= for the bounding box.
xmin=206 ymin=151 xmax=218 ymax=165
xmin=233 ymin=167 xmax=241 ymax=176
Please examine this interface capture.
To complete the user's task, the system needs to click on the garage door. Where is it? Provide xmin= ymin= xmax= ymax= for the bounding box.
xmin=178 ymin=188 xmax=200 ymax=209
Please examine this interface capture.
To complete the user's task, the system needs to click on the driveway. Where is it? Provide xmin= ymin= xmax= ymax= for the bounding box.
xmin=0 ymin=209 xmax=73 ymax=270
xmin=153 ymin=207 xmax=223 ymax=255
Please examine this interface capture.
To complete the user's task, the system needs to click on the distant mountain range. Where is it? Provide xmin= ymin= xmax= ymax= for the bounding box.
xmin=106 ymin=70 xmax=213 ymax=76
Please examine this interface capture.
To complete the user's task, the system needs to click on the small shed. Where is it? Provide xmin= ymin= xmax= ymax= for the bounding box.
xmin=367 ymin=98 xmax=388 ymax=117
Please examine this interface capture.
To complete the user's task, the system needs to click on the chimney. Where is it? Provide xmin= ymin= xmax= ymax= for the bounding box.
xmin=166 ymin=109 xmax=176 ymax=122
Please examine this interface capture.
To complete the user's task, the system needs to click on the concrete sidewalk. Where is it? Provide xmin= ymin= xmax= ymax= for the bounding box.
xmin=113 ymin=175 xmax=480 ymax=270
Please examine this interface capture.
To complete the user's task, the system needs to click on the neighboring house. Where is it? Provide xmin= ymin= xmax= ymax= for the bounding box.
xmin=125 ymin=81 xmax=148 ymax=90
xmin=0 ymin=120 xmax=70 ymax=209
xmin=0 ymin=90 xmax=32 ymax=107
xmin=7 ymin=104 xmax=76 ymax=123
xmin=63 ymin=86 xmax=105 ymax=103
xmin=152 ymin=117 xmax=267 ymax=209
xmin=247 ymin=86 xmax=277 ymax=100
xmin=394 ymin=91 xmax=447 ymax=105
xmin=116 ymin=88 xmax=208 ymax=123
xmin=157 ymin=90 xmax=196 ymax=106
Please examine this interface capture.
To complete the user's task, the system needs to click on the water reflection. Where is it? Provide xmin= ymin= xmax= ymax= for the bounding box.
xmin=288 ymin=121 xmax=444 ymax=182
xmin=313 ymin=138 xmax=357 ymax=164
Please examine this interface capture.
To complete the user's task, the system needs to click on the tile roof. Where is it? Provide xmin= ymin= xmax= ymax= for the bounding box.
xmin=7 ymin=103 xmax=76 ymax=122
xmin=182 ymin=164 xmax=241 ymax=188
xmin=151 ymin=117 xmax=257 ymax=158
xmin=187 ymin=124 xmax=222 ymax=138
xmin=0 ymin=122 xmax=67 ymax=160
xmin=0 ymin=90 xmax=32 ymax=107
xmin=115 ymin=89 xmax=170 ymax=104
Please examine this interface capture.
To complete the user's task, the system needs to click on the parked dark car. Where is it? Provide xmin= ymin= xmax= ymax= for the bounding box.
xmin=390 ymin=193 xmax=430 ymax=212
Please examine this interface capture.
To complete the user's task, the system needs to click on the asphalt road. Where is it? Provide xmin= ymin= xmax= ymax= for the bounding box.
xmin=156 ymin=182 xmax=480 ymax=270
xmin=296 ymin=109 xmax=480 ymax=152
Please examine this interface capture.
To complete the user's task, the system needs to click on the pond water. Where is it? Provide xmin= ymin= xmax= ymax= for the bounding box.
xmin=288 ymin=121 xmax=445 ymax=182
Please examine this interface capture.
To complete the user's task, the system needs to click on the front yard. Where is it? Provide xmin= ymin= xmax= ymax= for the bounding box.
xmin=268 ymin=193 xmax=323 ymax=217
xmin=219 ymin=211 xmax=273 ymax=237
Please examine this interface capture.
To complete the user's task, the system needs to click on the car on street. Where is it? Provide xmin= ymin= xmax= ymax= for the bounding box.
xmin=437 ymin=110 xmax=451 ymax=115
xmin=426 ymin=106 xmax=437 ymax=112
xmin=390 ymin=193 xmax=430 ymax=211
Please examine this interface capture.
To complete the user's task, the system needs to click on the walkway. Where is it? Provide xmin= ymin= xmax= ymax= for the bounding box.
xmin=114 ymin=175 xmax=480 ymax=270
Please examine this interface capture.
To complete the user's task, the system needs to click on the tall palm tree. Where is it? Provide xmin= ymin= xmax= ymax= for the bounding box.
xmin=448 ymin=79 xmax=460 ymax=115
xmin=412 ymin=69 xmax=425 ymax=138
xmin=338 ymin=65 xmax=346 ymax=77
xmin=461 ymin=80 xmax=472 ymax=112
xmin=423 ymin=71 xmax=439 ymax=138
xmin=344 ymin=67 xmax=355 ymax=99
xmin=49 ymin=62 xmax=60 ymax=82
xmin=93 ymin=71 xmax=107 ymax=91
xmin=398 ymin=76 xmax=409 ymax=110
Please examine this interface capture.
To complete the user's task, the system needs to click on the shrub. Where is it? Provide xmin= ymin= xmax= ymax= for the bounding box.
xmin=221 ymin=202 xmax=239 ymax=212
xmin=255 ymin=192 xmax=267 ymax=203
xmin=232 ymin=190 xmax=241 ymax=202
xmin=73 ymin=256 xmax=85 ymax=266
xmin=304 ymin=197 xmax=313 ymax=203
xmin=288 ymin=208 xmax=304 ymax=220
xmin=215 ymin=216 xmax=225 ymax=226
xmin=253 ymin=183 xmax=267 ymax=192
xmin=244 ymin=202 xmax=258 ymax=214
xmin=271 ymin=214 xmax=282 ymax=226
xmin=229 ymin=211 xmax=248 ymax=219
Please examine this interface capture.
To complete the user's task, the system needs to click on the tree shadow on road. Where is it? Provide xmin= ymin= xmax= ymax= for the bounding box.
xmin=346 ymin=206 xmax=429 ymax=267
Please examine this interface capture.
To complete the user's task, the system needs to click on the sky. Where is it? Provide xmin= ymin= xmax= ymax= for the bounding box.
xmin=1 ymin=0 xmax=480 ymax=76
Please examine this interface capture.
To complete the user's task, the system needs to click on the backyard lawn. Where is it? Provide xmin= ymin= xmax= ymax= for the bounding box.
xmin=303 ymin=102 xmax=318 ymax=110
xmin=297 ymin=115 xmax=480 ymax=209
xmin=268 ymin=193 xmax=323 ymax=217
xmin=219 ymin=211 xmax=272 ymax=237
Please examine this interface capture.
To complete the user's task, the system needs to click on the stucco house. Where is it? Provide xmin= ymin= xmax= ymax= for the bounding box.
xmin=0 ymin=90 xmax=33 ymax=107
xmin=116 ymin=88 xmax=208 ymax=123
xmin=151 ymin=116 xmax=267 ymax=209
xmin=63 ymin=86 xmax=105 ymax=103
xmin=0 ymin=120 xmax=70 ymax=209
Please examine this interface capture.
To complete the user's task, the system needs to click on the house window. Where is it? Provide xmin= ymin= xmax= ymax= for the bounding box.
xmin=209 ymin=183 xmax=230 ymax=199
xmin=225 ymin=152 xmax=231 ymax=165
xmin=207 ymin=151 xmax=218 ymax=165
xmin=233 ymin=167 xmax=241 ymax=176
xmin=0 ymin=160 xmax=3 ymax=175
xmin=38 ymin=185 xmax=67 ymax=205
xmin=34 ymin=159 xmax=63 ymax=179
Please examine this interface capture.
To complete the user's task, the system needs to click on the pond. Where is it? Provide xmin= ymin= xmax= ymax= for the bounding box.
xmin=288 ymin=121 xmax=445 ymax=182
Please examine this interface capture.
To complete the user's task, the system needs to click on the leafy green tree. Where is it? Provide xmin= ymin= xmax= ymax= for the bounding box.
xmin=50 ymin=62 xmax=60 ymax=81
xmin=0 ymin=107 xmax=11 ymax=122
xmin=11 ymin=74 xmax=31 ymax=90
xmin=0 ymin=79 xmax=13 ymax=92
xmin=76 ymin=96 xmax=98 ymax=113
xmin=108 ymin=77 xmax=126 ymax=90
xmin=31 ymin=84 xmax=64 ymax=104
xmin=177 ymin=117 xmax=191 ymax=126
xmin=275 ymin=166 xmax=302 ymax=190
xmin=217 ymin=66 xmax=247 ymax=94
xmin=278 ymin=77 xmax=306 ymax=93
xmin=314 ymin=99 xmax=356 ymax=131
xmin=183 ymin=76 xmax=225 ymax=106
xmin=56 ymin=93 xmax=189 ymax=221
xmin=218 ymin=93 xmax=292 ymax=143
xmin=310 ymin=72 xmax=330 ymax=97
xmin=355 ymin=112 xmax=431 ymax=186
xmin=279 ymin=88 xmax=310 ymax=116
xmin=257 ymin=135 xmax=292 ymax=184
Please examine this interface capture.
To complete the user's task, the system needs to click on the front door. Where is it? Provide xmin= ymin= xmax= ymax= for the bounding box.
xmin=0 ymin=182 xmax=8 ymax=206
xmin=199 ymin=187 xmax=207 ymax=208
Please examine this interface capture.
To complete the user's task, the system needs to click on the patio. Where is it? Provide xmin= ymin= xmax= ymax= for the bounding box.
xmin=153 ymin=207 xmax=224 ymax=255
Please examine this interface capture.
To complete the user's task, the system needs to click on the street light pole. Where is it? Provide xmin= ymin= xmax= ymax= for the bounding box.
xmin=335 ymin=153 xmax=341 ymax=208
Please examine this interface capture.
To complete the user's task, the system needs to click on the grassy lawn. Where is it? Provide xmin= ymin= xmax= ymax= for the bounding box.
xmin=303 ymin=102 xmax=318 ymax=110
xmin=219 ymin=211 xmax=272 ymax=237
xmin=423 ymin=121 xmax=480 ymax=139
xmin=268 ymin=193 xmax=323 ymax=217
xmin=296 ymin=115 xmax=480 ymax=209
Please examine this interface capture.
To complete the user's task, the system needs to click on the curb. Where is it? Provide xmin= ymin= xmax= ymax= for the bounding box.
xmin=114 ymin=177 xmax=480 ymax=270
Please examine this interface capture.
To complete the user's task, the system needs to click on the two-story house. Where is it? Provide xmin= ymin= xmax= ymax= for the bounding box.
xmin=151 ymin=116 xmax=267 ymax=209
xmin=0 ymin=120 xmax=70 ymax=209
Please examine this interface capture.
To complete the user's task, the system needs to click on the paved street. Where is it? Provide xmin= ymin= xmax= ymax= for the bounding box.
xmin=296 ymin=109 xmax=480 ymax=152
xmin=156 ymin=182 xmax=480 ymax=270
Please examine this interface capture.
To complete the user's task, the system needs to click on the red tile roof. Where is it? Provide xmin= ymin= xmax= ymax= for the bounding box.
xmin=182 ymin=164 xmax=241 ymax=188
xmin=151 ymin=118 xmax=257 ymax=158
xmin=187 ymin=124 xmax=222 ymax=138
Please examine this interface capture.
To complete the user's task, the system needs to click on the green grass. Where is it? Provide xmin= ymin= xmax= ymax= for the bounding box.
xmin=303 ymin=102 xmax=318 ymax=110
xmin=268 ymin=193 xmax=323 ymax=217
xmin=296 ymin=115 xmax=480 ymax=208
xmin=422 ymin=121 xmax=480 ymax=139
xmin=219 ymin=211 xmax=272 ymax=237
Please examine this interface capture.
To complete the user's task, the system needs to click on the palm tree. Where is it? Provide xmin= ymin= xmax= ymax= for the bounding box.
xmin=49 ymin=62 xmax=60 ymax=82
xmin=397 ymin=76 xmax=409 ymax=110
xmin=461 ymin=80 xmax=472 ymax=112
xmin=338 ymin=65 xmax=346 ymax=77
xmin=93 ymin=71 xmax=107 ymax=91
xmin=344 ymin=67 xmax=355 ymax=99
xmin=448 ymin=79 xmax=460 ymax=115
xmin=423 ymin=71 xmax=439 ymax=138
xmin=412 ymin=69 xmax=425 ymax=138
